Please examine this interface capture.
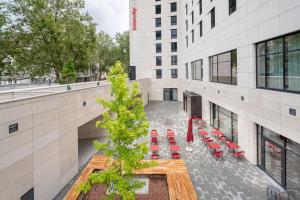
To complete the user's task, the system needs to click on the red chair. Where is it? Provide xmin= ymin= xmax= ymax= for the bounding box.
xmin=233 ymin=151 xmax=245 ymax=161
xmin=152 ymin=154 xmax=159 ymax=160
xmin=218 ymin=136 xmax=227 ymax=143
xmin=213 ymin=151 xmax=223 ymax=161
xmin=171 ymin=153 xmax=180 ymax=159
xmin=202 ymin=137 xmax=210 ymax=143
xmin=151 ymin=137 xmax=158 ymax=144
xmin=169 ymin=138 xmax=176 ymax=145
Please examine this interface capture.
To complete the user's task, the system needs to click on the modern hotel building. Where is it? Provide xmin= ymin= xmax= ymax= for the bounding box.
xmin=129 ymin=0 xmax=300 ymax=192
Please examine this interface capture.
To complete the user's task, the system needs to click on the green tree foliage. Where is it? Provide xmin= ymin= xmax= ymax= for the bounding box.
xmin=94 ymin=31 xmax=116 ymax=80
xmin=4 ymin=0 xmax=96 ymax=82
xmin=114 ymin=31 xmax=129 ymax=71
xmin=61 ymin=59 xmax=76 ymax=84
xmin=78 ymin=61 xmax=154 ymax=200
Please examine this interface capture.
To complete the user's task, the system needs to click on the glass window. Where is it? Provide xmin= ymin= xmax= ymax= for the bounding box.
xmin=155 ymin=5 xmax=161 ymax=15
xmin=191 ymin=59 xmax=203 ymax=80
xmin=171 ymin=29 xmax=177 ymax=39
xmin=285 ymin=33 xmax=300 ymax=92
xmin=171 ymin=69 xmax=178 ymax=79
xmin=199 ymin=21 xmax=203 ymax=37
xmin=186 ymin=36 xmax=188 ymax=47
xmin=171 ymin=42 xmax=177 ymax=52
xmin=171 ymin=55 xmax=177 ymax=65
xmin=211 ymin=7 xmax=215 ymax=28
xmin=156 ymin=31 xmax=161 ymax=40
xmin=171 ymin=16 xmax=177 ymax=26
xmin=185 ymin=20 xmax=188 ymax=31
xmin=156 ymin=69 xmax=162 ymax=79
xmin=185 ymin=63 xmax=189 ymax=79
xmin=156 ymin=43 xmax=162 ymax=53
xmin=286 ymin=151 xmax=300 ymax=193
xmin=171 ymin=2 xmax=177 ymax=12
xmin=229 ymin=0 xmax=236 ymax=15
xmin=257 ymin=32 xmax=300 ymax=92
xmin=191 ymin=11 xmax=194 ymax=24
xmin=185 ymin=4 xmax=188 ymax=15
xmin=156 ymin=56 xmax=162 ymax=66
xmin=155 ymin=18 xmax=161 ymax=27
xmin=191 ymin=29 xmax=194 ymax=43
xmin=209 ymin=50 xmax=237 ymax=85
xmin=199 ymin=0 xmax=202 ymax=15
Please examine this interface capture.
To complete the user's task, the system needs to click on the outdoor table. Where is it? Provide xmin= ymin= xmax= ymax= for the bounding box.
xmin=199 ymin=130 xmax=208 ymax=139
xmin=170 ymin=145 xmax=180 ymax=153
xmin=150 ymin=145 xmax=159 ymax=151
xmin=167 ymin=131 xmax=175 ymax=139
xmin=208 ymin=143 xmax=221 ymax=154
xmin=151 ymin=131 xmax=158 ymax=138
xmin=212 ymin=130 xmax=223 ymax=137
xmin=227 ymin=142 xmax=239 ymax=153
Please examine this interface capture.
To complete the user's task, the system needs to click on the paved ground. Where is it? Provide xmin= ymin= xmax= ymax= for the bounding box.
xmin=55 ymin=101 xmax=281 ymax=200
xmin=144 ymin=101 xmax=281 ymax=200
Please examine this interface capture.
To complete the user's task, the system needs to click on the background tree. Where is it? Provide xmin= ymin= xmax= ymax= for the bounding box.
xmin=61 ymin=59 xmax=76 ymax=88
xmin=4 ymin=0 xmax=96 ymax=82
xmin=114 ymin=31 xmax=129 ymax=71
xmin=79 ymin=61 xmax=154 ymax=199
xmin=94 ymin=31 xmax=116 ymax=80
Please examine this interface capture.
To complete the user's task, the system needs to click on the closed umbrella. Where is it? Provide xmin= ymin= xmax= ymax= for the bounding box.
xmin=186 ymin=118 xmax=194 ymax=152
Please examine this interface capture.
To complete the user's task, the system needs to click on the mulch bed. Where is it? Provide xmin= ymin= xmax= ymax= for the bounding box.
xmin=77 ymin=174 xmax=170 ymax=200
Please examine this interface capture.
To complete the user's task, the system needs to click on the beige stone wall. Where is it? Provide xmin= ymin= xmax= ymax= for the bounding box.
xmin=0 ymin=79 xmax=150 ymax=200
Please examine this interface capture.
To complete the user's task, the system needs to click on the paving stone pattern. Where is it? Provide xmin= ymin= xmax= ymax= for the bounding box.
xmin=144 ymin=101 xmax=281 ymax=200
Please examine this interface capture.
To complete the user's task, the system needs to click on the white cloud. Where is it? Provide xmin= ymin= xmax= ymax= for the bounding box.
xmin=85 ymin=0 xmax=129 ymax=36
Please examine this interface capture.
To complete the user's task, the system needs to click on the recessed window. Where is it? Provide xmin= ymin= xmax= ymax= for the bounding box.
xmin=191 ymin=59 xmax=203 ymax=80
xmin=229 ymin=0 xmax=236 ymax=15
xmin=191 ymin=29 xmax=194 ymax=43
xmin=185 ymin=63 xmax=189 ymax=79
xmin=191 ymin=11 xmax=194 ymax=24
xmin=199 ymin=0 xmax=202 ymax=15
xmin=156 ymin=43 xmax=162 ymax=53
xmin=209 ymin=49 xmax=237 ymax=85
xmin=156 ymin=69 xmax=162 ymax=79
xmin=171 ymin=16 xmax=177 ymax=26
xmin=185 ymin=20 xmax=188 ymax=31
xmin=171 ymin=42 xmax=177 ymax=52
xmin=155 ymin=18 xmax=161 ymax=27
xmin=186 ymin=36 xmax=189 ymax=47
xmin=256 ymin=32 xmax=300 ymax=93
xmin=156 ymin=30 xmax=161 ymax=40
xmin=171 ymin=69 xmax=178 ymax=79
xmin=185 ymin=4 xmax=188 ymax=15
xmin=171 ymin=55 xmax=178 ymax=65
xmin=199 ymin=21 xmax=203 ymax=37
xmin=171 ymin=2 xmax=177 ymax=12
xmin=156 ymin=56 xmax=162 ymax=66
xmin=211 ymin=7 xmax=215 ymax=28
xmin=171 ymin=29 xmax=177 ymax=39
xmin=155 ymin=5 xmax=161 ymax=15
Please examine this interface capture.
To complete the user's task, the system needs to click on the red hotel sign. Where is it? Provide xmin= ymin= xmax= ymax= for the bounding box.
xmin=132 ymin=7 xmax=137 ymax=31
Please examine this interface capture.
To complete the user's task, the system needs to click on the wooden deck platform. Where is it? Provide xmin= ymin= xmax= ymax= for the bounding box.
xmin=64 ymin=156 xmax=198 ymax=200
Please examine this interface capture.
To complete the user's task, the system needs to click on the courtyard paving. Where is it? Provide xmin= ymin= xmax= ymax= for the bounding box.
xmin=144 ymin=101 xmax=281 ymax=200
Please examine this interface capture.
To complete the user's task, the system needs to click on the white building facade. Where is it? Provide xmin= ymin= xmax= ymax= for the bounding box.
xmin=130 ymin=0 xmax=300 ymax=192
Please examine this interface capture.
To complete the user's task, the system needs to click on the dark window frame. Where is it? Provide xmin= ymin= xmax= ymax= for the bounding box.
xmin=156 ymin=43 xmax=162 ymax=53
xmin=155 ymin=4 xmax=161 ymax=15
xmin=256 ymin=31 xmax=300 ymax=94
xmin=191 ymin=59 xmax=203 ymax=81
xmin=199 ymin=0 xmax=202 ymax=15
xmin=156 ymin=56 xmax=162 ymax=66
xmin=171 ymin=16 xmax=177 ymax=26
xmin=171 ymin=55 xmax=178 ymax=65
xmin=199 ymin=20 xmax=203 ymax=37
xmin=229 ymin=0 xmax=236 ymax=15
xmin=209 ymin=49 xmax=237 ymax=85
xmin=191 ymin=29 xmax=194 ymax=43
xmin=171 ymin=69 xmax=178 ymax=79
xmin=171 ymin=2 xmax=177 ymax=12
xmin=171 ymin=42 xmax=177 ymax=52
xmin=156 ymin=30 xmax=162 ymax=40
xmin=171 ymin=29 xmax=177 ymax=39
xmin=211 ymin=7 xmax=215 ymax=29
xmin=156 ymin=69 xmax=162 ymax=79
xmin=155 ymin=18 xmax=161 ymax=27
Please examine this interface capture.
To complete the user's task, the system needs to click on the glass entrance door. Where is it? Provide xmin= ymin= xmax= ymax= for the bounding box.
xmin=163 ymin=88 xmax=178 ymax=101
xmin=263 ymin=139 xmax=284 ymax=185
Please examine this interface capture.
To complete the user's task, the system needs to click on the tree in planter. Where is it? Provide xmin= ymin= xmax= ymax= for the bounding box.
xmin=78 ymin=61 xmax=154 ymax=199
xmin=61 ymin=60 xmax=77 ymax=90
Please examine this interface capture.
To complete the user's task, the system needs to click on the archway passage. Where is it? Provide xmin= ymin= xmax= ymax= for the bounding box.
xmin=78 ymin=115 xmax=106 ymax=169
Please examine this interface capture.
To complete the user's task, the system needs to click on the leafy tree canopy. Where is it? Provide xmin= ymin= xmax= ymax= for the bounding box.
xmin=79 ymin=61 xmax=155 ymax=199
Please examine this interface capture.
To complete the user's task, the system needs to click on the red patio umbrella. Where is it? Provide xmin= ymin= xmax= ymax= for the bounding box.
xmin=186 ymin=118 xmax=194 ymax=144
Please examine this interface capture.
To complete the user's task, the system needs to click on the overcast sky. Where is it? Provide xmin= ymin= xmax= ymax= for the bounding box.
xmin=85 ymin=0 xmax=129 ymax=36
